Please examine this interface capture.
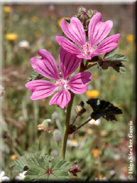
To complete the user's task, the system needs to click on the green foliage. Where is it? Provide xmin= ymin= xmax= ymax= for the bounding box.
xmin=87 ymin=98 xmax=123 ymax=121
xmin=10 ymin=152 xmax=72 ymax=180
xmin=27 ymin=69 xmax=43 ymax=81
xmin=98 ymin=47 xmax=129 ymax=75
xmin=10 ymin=152 xmax=49 ymax=173
xmin=25 ymin=156 xmax=72 ymax=180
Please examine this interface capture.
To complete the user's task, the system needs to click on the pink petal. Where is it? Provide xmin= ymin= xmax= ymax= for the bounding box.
xmin=25 ymin=80 xmax=58 ymax=100
xmin=60 ymin=17 xmax=86 ymax=46
xmin=30 ymin=49 xmax=60 ymax=80
xmin=93 ymin=33 xmax=121 ymax=56
xmin=88 ymin=12 xmax=113 ymax=47
xmin=49 ymin=87 xmax=71 ymax=108
xmin=56 ymin=36 xmax=83 ymax=55
xmin=67 ymin=72 xmax=92 ymax=94
xmin=59 ymin=48 xmax=82 ymax=80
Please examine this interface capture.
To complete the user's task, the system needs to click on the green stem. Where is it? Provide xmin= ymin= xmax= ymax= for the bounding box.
xmin=37 ymin=132 xmax=43 ymax=151
xmin=86 ymin=62 xmax=97 ymax=70
xmin=72 ymin=113 xmax=79 ymax=125
xmin=74 ymin=118 xmax=91 ymax=132
xmin=61 ymin=92 xmax=75 ymax=160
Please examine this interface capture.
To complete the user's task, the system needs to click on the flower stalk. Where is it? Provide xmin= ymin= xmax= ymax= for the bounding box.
xmin=61 ymin=92 xmax=75 ymax=160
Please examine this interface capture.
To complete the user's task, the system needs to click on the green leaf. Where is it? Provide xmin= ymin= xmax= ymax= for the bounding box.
xmin=105 ymin=47 xmax=119 ymax=58
xmin=25 ymin=156 xmax=72 ymax=181
xmin=105 ymin=48 xmax=129 ymax=62
xmin=10 ymin=152 xmax=50 ymax=174
xmin=27 ymin=69 xmax=43 ymax=82
xmin=98 ymin=47 xmax=129 ymax=75
xmin=87 ymin=98 xmax=123 ymax=121
xmin=98 ymin=60 xmax=126 ymax=74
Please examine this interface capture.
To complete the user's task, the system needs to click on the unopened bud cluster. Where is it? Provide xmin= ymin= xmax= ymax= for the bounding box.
xmin=75 ymin=6 xmax=98 ymax=32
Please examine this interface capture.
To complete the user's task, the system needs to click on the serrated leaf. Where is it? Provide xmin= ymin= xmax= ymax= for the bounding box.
xmin=87 ymin=98 xmax=123 ymax=121
xmin=104 ymin=47 xmax=119 ymax=58
xmin=98 ymin=47 xmax=129 ymax=75
xmin=27 ymin=69 xmax=43 ymax=82
xmin=10 ymin=152 xmax=49 ymax=174
xmin=98 ymin=60 xmax=126 ymax=74
xmin=105 ymin=48 xmax=129 ymax=62
xmin=51 ymin=157 xmax=72 ymax=171
xmin=25 ymin=156 xmax=72 ymax=181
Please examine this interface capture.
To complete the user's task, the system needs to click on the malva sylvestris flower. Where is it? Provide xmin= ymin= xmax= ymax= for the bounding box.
xmin=56 ymin=12 xmax=120 ymax=60
xmin=25 ymin=48 xmax=92 ymax=108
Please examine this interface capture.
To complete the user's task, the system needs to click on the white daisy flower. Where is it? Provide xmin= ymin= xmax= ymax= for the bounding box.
xmin=95 ymin=175 xmax=108 ymax=181
xmin=88 ymin=118 xmax=100 ymax=125
xmin=18 ymin=40 xmax=29 ymax=48
xmin=67 ymin=139 xmax=79 ymax=147
xmin=0 ymin=171 xmax=10 ymax=182
xmin=15 ymin=171 xmax=27 ymax=180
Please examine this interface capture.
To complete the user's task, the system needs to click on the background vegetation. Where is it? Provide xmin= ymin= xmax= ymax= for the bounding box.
xmin=1 ymin=3 xmax=136 ymax=181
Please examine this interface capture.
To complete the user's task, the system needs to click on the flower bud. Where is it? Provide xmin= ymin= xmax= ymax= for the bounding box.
xmin=77 ymin=6 xmax=86 ymax=14
xmin=50 ymin=149 xmax=58 ymax=158
xmin=87 ymin=9 xmax=98 ymax=18
xmin=38 ymin=119 xmax=51 ymax=132
xmin=53 ymin=129 xmax=62 ymax=142
xmin=68 ymin=162 xmax=81 ymax=177
xmin=75 ymin=101 xmax=86 ymax=116
xmin=51 ymin=111 xmax=59 ymax=120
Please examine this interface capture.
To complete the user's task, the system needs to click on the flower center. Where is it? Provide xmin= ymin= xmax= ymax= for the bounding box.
xmin=83 ymin=42 xmax=92 ymax=56
xmin=56 ymin=79 xmax=68 ymax=91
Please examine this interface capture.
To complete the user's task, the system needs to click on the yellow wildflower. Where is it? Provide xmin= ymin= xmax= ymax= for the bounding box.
xmin=10 ymin=154 xmax=17 ymax=161
xmin=32 ymin=16 xmax=38 ymax=23
xmin=34 ymin=31 xmax=40 ymax=37
xmin=47 ymin=42 xmax=52 ymax=47
xmin=3 ymin=6 xmax=12 ymax=13
xmin=110 ymin=75 xmax=117 ymax=81
xmin=58 ymin=17 xmax=69 ymax=27
xmin=85 ymin=90 xmax=99 ymax=98
xmin=126 ymin=34 xmax=134 ymax=43
xmin=92 ymin=148 xmax=100 ymax=159
xmin=5 ymin=33 xmax=18 ymax=41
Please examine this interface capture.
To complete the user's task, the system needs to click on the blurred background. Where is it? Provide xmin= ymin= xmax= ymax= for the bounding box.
xmin=1 ymin=2 xmax=136 ymax=181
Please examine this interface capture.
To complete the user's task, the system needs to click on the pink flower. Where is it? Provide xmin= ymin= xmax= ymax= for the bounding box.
xmin=25 ymin=48 xmax=92 ymax=108
xmin=56 ymin=12 xmax=120 ymax=60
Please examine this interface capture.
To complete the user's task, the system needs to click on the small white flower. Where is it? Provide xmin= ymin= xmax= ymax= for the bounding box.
xmin=67 ymin=139 xmax=79 ymax=147
xmin=88 ymin=118 xmax=100 ymax=125
xmin=95 ymin=176 xmax=108 ymax=181
xmin=18 ymin=40 xmax=29 ymax=48
xmin=15 ymin=171 xmax=27 ymax=180
xmin=0 ymin=171 xmax=10 ymax=182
